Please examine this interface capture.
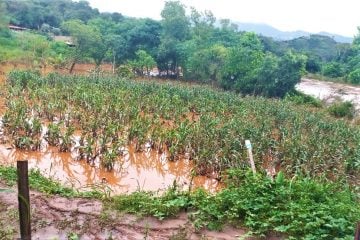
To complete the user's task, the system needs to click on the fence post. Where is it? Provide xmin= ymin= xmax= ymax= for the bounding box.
xmin=17 ymin=160 xmax=31 ymax=240
xmin=245 ymin=140 xmax=256 ymax=175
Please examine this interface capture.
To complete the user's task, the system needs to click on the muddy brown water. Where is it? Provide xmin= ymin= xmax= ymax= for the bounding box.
xmin=296 ymin=78 xmax=360 ymax=111
xmin=0 ymin=63 xmax=221 ymax=194
xmin=0 ymin=143 xmax=222 ymax=194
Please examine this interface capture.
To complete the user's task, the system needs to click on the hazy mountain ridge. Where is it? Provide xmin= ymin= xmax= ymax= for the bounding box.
xmin=234 ymin=22 xmax=353 ymax=43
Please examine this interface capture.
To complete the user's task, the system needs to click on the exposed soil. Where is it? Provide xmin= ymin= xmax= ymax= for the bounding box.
xmin=0 ymin=182 xmax=250 ymax=240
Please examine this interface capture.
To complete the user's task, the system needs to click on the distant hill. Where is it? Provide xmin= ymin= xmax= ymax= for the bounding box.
xmin=285 ymin=34 xmax=346 ymax=61
xmin=234 ymin=22 xmax=353 ymax=43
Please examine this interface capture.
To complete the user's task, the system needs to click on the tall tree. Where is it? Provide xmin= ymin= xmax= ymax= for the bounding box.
xmin=161 ymin=1 xmax=189 ymax=41
xmin=130 ymin=50 xmax=156 ymax=77
xmin=0 ymin=1 xmax=9 ymax=32
xmin=157 ymin=1 xmax=190 ymax=77
xmin=61 ymin=20 xmax=106 ymax=72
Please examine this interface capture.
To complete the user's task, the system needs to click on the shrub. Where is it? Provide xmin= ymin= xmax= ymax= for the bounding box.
xmin=116 ymin=65 xmax=135 ymax=79
xmin=348 ymin=68 xmax=360 ymax=84
xmin=322 ymin=62 xmax=345 ymax=78
xmin=190 ymin=169 xmax=360 ymax=239
xmin=285 ymin=90 xmax=322 ymax=107
xmin=328 ymin=101 xmax=355 ymax=118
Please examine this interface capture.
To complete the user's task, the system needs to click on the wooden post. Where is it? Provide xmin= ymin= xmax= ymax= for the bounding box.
xmin=245 ymin=140 xmax=256 ymax=174
xmin=355 ymin=222 xmax=360 ymax=240
xmin=17 ymin=160 xmax=31 ymax=240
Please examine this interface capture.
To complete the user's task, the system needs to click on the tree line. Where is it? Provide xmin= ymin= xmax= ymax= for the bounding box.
xmin=1 ymin=0 xmax=359 ymax=96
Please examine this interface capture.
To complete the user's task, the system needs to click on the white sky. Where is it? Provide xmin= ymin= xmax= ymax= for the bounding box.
xmin=87 ymin=0 xmax=359 ymax=37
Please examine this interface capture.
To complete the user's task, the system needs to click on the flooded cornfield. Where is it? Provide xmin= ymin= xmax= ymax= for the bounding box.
xmin=0 ymin=65 xmax=223 ymax=194
xmin=0 ymin=144 xmax=220 ymax=194
xmin=1 ymin=67 xmax=359 ymax=195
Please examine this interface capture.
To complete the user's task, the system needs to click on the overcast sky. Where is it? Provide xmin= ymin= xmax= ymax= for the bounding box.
xmin=87 ymin=0 xmax=359 ymax=37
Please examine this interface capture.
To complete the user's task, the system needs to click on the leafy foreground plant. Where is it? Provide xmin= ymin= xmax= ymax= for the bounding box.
xmin=0 ymin=166 xmax=103 ymax=199
xmin=0 ymin=166 xmax=358 ymax=239
xmin=111 ymin=170 xmax=360 ymax=239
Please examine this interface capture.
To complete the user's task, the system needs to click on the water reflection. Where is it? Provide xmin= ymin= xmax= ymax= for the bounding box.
xmin=0 ymin=144 xmax=222 ymax=194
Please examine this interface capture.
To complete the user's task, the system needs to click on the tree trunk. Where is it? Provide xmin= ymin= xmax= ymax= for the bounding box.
xmin=69 ymin=61 xmax=76 ymax=74
xmin=112 ymin=51 xmax=116 ymax=74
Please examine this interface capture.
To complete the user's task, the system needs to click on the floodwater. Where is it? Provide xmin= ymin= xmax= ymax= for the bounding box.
xmin=0 ymin=143 xmax=221 ymax=194
xmin=296 ymin=78 xmax=360 ymax=111
xmin=0 ymin=62 xmax=221 ymax=195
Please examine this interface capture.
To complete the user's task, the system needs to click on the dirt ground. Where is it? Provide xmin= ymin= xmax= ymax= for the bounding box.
xmin=0 ymin=183 xmax=251 ymax=240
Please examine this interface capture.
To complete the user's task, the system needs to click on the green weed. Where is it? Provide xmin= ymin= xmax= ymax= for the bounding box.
xmin=0 ymin=166 xmax=102 ymax=198
xmin=328 ymin=101 xmax=355 ymax=119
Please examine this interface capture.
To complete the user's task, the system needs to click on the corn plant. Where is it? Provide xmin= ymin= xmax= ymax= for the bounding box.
xmin=2 ymin=70 xmax=359 ymax=183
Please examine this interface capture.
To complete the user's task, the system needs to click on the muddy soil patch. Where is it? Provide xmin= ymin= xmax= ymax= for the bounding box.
xmin=0 ymin=183 xmax=248 ymax=240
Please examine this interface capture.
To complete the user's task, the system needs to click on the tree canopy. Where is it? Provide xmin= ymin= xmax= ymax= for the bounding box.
xmin=2 ymin=0 xmax=359 ymax=95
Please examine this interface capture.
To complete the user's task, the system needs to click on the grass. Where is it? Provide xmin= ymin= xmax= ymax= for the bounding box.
xmin=0 ymin=166 xmax=103 ymax=198
xmin=0 ymin=164 xmax=359 ymax=239
xmin=0 ymin=201 xmax=16 ymax=240
xmin=0 ymin=31 xmax=71 ymax=67
xmin=328 ymin=101 xmax=355 ymax=119
xmin=107 ymin=170 xmax=360 ymax=239
xmin=305 ymin=73 xmax=349 ymax=85
xmin=284 ymin=90 xmax=323 ymax=108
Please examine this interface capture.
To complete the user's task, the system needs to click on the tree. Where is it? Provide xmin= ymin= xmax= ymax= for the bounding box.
xmin=189 ymin=8 xmax=215 ymax=43
xmin=158 ymin=1 xmax=190 ymax=77
xmin=266 ymin=51 xmax=306 ymax=97
xmin=61 ymin=20 xmax=106 ymax=72
xmin=305 ymin=54 xmax=322 ymax=73
xmin=353 ymin=27 xmax=360 ymax=46
xmin=322 ymin=62 xmax=345 ymax=78
xmin=126 ymin=18 xmax=162 ymax=57
xmin=185 ymin=44 xmax=228 ymax=83
xmin=161 ymin=1 xmax=189 ymax=41
xmin=0 ymin=1 xmax=9 ymax=36
xmin=220 ymin=33 xmax=264 ymax=92
xmin=130 ymin=50 xmax=156 ymax=77
xmin=348 ymin=68 xmax=360 ymax=84
xmin=105 ymin=34 xmax=126 ymax=73
xmin=220 ymin=32 xmax=305 ymax=98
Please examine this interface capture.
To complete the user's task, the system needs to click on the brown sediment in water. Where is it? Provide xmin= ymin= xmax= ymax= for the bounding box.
xmin=0 ymin=142 xmax=222 ymax=194
xmin=0 ymin=62 xmax=223 ymax=194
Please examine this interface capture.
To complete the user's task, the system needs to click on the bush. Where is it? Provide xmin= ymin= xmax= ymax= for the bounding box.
xmin=305 ymin=55 xmax=322 ymax=73
xmin=348 ymin=68 xmax=360 ymax=84
xmin=116 ymin=65 xmax=135 ymax=79
xmin=221 ymin=50 xmax=305 ymax=98
xmin=190 ymin=169 xmax=360 ymax=239
xmin=285 ymin=90 xmax=322 ymax=107
xmin=322 ymin=62 xmax=345 ymax=78
xmin=328 ymin=101 xmax=355 ymax=118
